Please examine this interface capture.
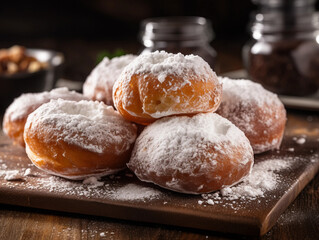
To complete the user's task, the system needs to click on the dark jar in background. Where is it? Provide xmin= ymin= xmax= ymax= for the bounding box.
xmin=243 ymin=0 xmax=319 ymax=96
xmin=139 ymin=16 xmax=217 ymax=71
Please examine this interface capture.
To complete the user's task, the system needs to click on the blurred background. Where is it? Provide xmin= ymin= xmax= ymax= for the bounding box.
xmin=2 ymin=0 xmax=319 ymax=95
xmin=0 ymin=0 xmax=259 ymax=81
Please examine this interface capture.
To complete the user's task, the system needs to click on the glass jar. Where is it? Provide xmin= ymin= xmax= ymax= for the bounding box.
xmin=139 ymin=16 xmax=217 ymax=70
xmin=243 ymin=0 xmax=319 ymax=96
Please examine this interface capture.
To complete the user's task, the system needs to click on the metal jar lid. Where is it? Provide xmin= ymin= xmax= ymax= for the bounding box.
xmin=139 ymin=16 xmax=214 ymax=45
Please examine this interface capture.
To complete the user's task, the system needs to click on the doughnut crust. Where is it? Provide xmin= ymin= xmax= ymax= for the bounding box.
xmin=128 ymin=112 xmax=254 ymax=194
xmin=83 ymin=55 xmax=137 ymax=105
xmin=24 ymin=99 xmax=137 ymax=179
xmin=216 ymin=77 xmax=286 ymax=154
xmin=113 ymin=51 xmax=222 ymax=125
xmin=3 ymin=88 xmax=88 ymax=147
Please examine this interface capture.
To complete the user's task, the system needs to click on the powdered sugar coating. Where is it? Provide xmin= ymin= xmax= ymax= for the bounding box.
xmin=113 ymin=51 xmax=221 ymax=121
xmin=119 ymin=51 xmax=212 ymax=84
xmin=216 ymin=77 xmax=286 ymax=154
xmin=4 ymin=87 xmax=88 ymax=122
xmin=83 ymin=55 xmax=137 ymax=105
xmin=128 ymin=112 xmax=254 ymax=194
xmin=25 ymin=99 xmax=136 ymax=154
xmin=3 ymin=88 xmax=88 ymax=147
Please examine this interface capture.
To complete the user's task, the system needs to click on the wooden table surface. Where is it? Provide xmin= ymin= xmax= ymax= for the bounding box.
xmin=0 ymin=39 xmax=318 ymax=240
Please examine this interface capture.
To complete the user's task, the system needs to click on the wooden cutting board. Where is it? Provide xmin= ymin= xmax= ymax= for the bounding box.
xmin=0 ymin=111 xmax=318 ymax=236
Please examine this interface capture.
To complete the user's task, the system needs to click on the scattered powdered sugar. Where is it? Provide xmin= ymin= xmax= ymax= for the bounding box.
xmin=128 ymin=112 xmax=253 ymax=194
xmin=25 ymin=99 xmax=137 ymax=154
xmin=2 ymin=170 xmax=161 ymax=202
xmin=201 ymin=158 xmax=294 ymax=204
xmin=83 ymin=177 xmax=104 ymax=187
xmin=25 ymin=176 xmax=107 ymax=197
xmin=4 ymin=87 xmax=88 ymax=122
xmin=109 ymin=183 xmax=162 ymax=201
xmin=83 ymin=55 xmax=137 ymax=105
xmin=216 ymin=77 xmax=286 ymax=154
xmin=0 ymin=154 xmax=318 ymax=208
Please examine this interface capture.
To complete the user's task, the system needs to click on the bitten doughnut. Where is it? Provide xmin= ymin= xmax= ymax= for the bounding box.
xmin=128 ymin=112 xmax=254 ymax=194
xmin=24 ymin=99 xmax=137 ymax=180
xmin=216 ymin=77 xmax=286 ymax=154
xmin=3 ymin=88 xmax=88 ymax=147
xmin=113 ymin=51 xmax=222 ymax=125
xmin=83 ymin=55 xmax=137 ymax=105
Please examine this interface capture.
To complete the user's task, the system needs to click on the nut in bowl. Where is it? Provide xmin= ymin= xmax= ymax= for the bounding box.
xmin=0 ymin=45 xmax=64 ymax=110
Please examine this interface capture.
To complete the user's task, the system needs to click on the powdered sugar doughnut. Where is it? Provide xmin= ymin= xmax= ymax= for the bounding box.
xmin=113 ymin=51 xmax=222 ymax=125
xmin=128 ymin=112 xmax=254 ymax=194
xmin=83 ymin=55 xmax=137 ymax=105
xmin=24 ymin=99 xmax=137 ymax=180
xmin=216 ymin=77 xmax=286 ymax=154
xmin=3 ymin=88 xmax=88 ymax=147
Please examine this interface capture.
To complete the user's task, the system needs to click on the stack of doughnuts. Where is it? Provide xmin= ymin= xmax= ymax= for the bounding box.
xmin=113 ymin=51 xmax=255 ymax=194
xmin=2 ymin=50 xmax=286 ymax=195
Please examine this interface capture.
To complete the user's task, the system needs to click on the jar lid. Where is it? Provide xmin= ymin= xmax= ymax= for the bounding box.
xmin=249 ymin=3 xmax=319 ymax=37
xmin=139 ymin=16 xmax=214 ymax=43
xmin=249 ymin=0 xmax=319 ymax=37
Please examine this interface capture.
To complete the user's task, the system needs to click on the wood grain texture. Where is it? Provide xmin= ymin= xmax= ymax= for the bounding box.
xmin=0 ymin=111 xmax=319 ymax=239
xmin=0 ymin=171 xmax=318 ymax=240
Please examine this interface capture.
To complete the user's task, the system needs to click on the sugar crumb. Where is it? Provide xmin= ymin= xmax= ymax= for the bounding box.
xmin=23 ymin=168 xmax=35 ymax=177
xmin=4 ymin=170 xmax=23 ymax=181
xmin=295 ymin=137 xmax=306 ymax=145
xmin=83 ymin=177 xmax=104 ymax=187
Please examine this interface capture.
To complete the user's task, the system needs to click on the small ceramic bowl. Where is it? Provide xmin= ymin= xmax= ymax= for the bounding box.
xmin=0 ymin=48 xmax=64 ymax=110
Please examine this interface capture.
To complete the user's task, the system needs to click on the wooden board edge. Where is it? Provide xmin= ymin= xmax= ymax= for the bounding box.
xmin=259 ymin=159 xmax=319 ymax=236
xmin=0 ymin=186 xmax=261 ymax=236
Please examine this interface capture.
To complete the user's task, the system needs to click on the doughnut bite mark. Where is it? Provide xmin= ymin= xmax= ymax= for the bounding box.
xmin=24 ymin=99 xmax=137 ymax=180
xmin=113 ymin=51 xmax=222 ymax=125
xmin=128 ymin=112 xmax=254 ymax=194
xmin=216 ymin=77 xmax=286 ymax=154
xmin=83 ymin=55 xmax=137 ymax=105
xmin=3 ymin=88 xmax=88 ymax=147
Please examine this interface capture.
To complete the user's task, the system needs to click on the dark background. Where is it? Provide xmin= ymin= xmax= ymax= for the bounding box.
xmin=0 ymin=0 xmax=255 ymax=40
xmin=1 ymin=0 xmax=318 ymax=81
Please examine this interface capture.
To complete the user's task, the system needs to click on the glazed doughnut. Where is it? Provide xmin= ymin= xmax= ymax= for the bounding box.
xmin=113 ymin=51 xmax=222 ymax=125
xmin=128 ymin=112 xmax=254 ymax=194
xmin=3 ymin=87 xmax=88 ymax=147
xmin=24 ymin=99 xmax=137 ymax=180
xmin=83 ymin=55 xmax=137 ymax=105
xmin=216 ymin=77 xmax=286 ymax=154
